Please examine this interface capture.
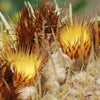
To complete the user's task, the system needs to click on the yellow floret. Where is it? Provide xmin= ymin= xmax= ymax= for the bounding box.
xmin=60 ymin=23 xmax=91 ymax=59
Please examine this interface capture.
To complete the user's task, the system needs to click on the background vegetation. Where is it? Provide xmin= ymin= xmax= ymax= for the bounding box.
xmin=0 ymin=0 xmax=100 ymax=18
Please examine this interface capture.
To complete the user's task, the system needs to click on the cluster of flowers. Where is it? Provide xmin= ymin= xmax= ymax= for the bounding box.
xmin=0 ymin=1 xmax=99 ymax=100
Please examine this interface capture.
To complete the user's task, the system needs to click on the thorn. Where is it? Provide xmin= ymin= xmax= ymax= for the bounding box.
xmin=69 ymin=3 xmax=73 ymax=25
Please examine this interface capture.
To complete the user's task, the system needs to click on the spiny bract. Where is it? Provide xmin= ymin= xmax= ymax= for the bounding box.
xmin=60 ymin=23 xmax=92 ymax=59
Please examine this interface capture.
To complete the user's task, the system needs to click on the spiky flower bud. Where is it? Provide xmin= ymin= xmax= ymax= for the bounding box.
xmin=59 ymin=23 xmax=92 ymax=59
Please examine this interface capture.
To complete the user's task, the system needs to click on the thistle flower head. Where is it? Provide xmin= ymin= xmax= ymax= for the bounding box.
xmin=16 ymin=6 xmax=35 ymax=52
xmin=0 ymin=45 xmax=47 ymax=87
xmin=34 ymin=0 xmax=59 ymax=33
xmin=8 ymin=52 xmax=42 ymax=77
xmin=6 ymin=51 xmax=45 ymax=86
xmin=60 ymin=23 xmax=92 ymax=59
xmin=0 ymin=13 xmax=47 ymax=87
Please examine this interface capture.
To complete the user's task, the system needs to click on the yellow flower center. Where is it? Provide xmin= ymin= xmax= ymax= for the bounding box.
xmin=60 ymin=23 xmax=91 ymax=59
xmin=7 ymin=52 xmax=43 ymax=83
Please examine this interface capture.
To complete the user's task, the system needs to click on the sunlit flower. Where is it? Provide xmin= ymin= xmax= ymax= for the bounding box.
xmin=59 ymin=23 xmax=92 ymax=59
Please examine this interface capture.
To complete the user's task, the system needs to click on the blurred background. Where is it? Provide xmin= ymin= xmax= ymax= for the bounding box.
xmin=0 ymin=0 xmax=100 ymax=17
